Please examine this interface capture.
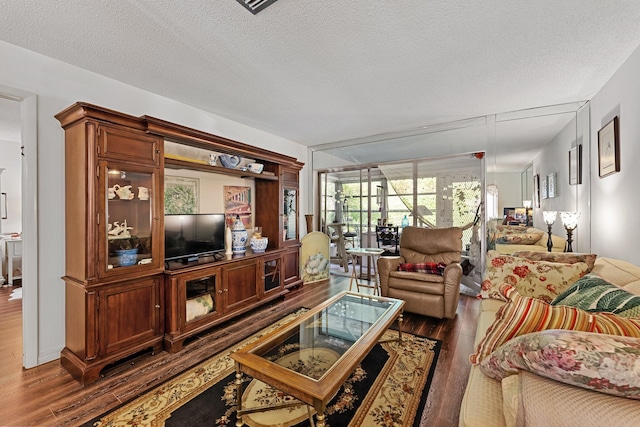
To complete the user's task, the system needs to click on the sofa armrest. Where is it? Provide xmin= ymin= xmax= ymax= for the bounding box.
xmin=377 ymin=256 xmax=405 ymax=296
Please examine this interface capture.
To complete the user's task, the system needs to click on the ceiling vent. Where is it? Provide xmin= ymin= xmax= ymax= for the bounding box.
xmin=236 ymin=0 xmax=278 ymax=14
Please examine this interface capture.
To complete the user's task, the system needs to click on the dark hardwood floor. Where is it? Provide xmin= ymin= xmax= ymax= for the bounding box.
xmin=0 ymin=276 xmax=480 ymax=426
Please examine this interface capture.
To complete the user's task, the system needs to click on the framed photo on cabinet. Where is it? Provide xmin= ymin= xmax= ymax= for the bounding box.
xmin=569 ymin=144 xmax=582 ymax=185
xmin=598 ymin=116 xmax=620 ymax=178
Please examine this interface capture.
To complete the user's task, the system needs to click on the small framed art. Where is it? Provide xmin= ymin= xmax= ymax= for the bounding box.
xmin=598 ymin=116 xmax=620 ymax=178
xmin=547 ymin=172 xmax=557 ymax=198
xmin=541 ymin=175 xmax=548 ymax=199
xmin=533 ymin=174 xmax=540 ymax=208
xmin=569 ymin=144 xmax=582 ymax=185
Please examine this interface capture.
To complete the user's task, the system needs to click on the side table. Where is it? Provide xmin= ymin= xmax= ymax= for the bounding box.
xmin=345 ymin=247 xmax=385 ymax=295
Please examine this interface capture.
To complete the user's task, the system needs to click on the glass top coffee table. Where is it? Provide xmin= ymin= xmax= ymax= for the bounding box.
xmin=230 ymin=291 xmax=405 ymax=427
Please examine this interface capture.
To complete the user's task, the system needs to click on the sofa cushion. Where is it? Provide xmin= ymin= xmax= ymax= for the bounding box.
xmin=494 ymin=232 xmax=544 ymax=245
xmin=512 ymin=251 xmax=597 ymax=272
xmin=551 ymin=273 xmax=640 ymax=317
xmin=516 ymin=371 xmax=640 ymax=426
xmin=592 ymin=257 xmax=640 ymax=289
xmin=481 ymin=251 xmax=589 ymax=303
xmin=480 ymin=329 xmax=640 ymax=400
xmin=469 ymin=284 xmax=640 ymax=364
xmin=398 ymin=262 xmax=446 ymax=275
xmin=496 ymin=224 xmax=528 ymax=232
xmin=501 ymin=375 xmax=520 ymax=427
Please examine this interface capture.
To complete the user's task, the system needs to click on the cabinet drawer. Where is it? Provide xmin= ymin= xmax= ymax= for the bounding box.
xmin=98 ymin=125 xmax=162 ymax=166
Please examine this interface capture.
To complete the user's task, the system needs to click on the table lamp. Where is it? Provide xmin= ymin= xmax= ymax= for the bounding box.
xmin=542 ymin=211 xmax=557 ymax=252
xmin=523 ymin=200 xmax=532 ymax=225
xmin=560 ymin=211 xmax=580 ymax=252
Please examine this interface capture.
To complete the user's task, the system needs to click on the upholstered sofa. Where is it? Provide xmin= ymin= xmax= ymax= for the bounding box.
xmin=460 ymin=254 xmax=640 ymax=427
xmin=490 ymin=224 xmax=567 ymax=254
xmin=377 ymin=226 xmax=462 ymax=319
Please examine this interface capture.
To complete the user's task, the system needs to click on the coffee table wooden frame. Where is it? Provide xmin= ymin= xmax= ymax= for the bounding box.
xmin=231 ymin=291 xmax=404 ymax=427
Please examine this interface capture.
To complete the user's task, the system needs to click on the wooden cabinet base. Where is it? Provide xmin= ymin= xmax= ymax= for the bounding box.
xmin=163 ymin=289 xmax=288 ymax=353
xmin=163 ymin=250 xmax=290 ymax=353
xmin=60 ymin=338 xmax=163 ymax=386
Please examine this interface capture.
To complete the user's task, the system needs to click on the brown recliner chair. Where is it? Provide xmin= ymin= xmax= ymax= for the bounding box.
xmin=377 ymin=226 xmax=463 ymax=319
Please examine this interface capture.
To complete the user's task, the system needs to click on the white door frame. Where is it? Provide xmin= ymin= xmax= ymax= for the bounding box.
xmin=0 ymin=87 xmax=38 ymax=368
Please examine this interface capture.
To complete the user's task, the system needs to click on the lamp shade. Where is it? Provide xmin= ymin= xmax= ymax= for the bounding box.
xmin=560 ymin=212 xmax=580 ymax=230
xmin=523 ymin=200 xmax=532 ymax=209
xmin=543 ymin=211 xmax=557 ymax=225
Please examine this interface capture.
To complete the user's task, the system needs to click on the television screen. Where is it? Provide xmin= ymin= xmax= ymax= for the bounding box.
xmin=164 ymin=214 xmax=226 ymax=261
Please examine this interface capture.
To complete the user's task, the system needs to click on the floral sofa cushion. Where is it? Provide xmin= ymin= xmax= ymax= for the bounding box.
xmin=512 ymin=251 xmax=597 ymax=272
xmin=481 ymin=251 xmax=589 ymax=303
xmin=480 ymin=329 xmax=640 ymax=400
xmin=469 ymin=284 xmax=640 ymax=364
xmin=551 ymin=273 xmax=640 ymax=318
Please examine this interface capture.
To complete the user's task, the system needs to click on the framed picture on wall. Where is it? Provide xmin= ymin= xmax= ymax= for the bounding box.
xmin=569 ymin=144 xmax=582 ymax=185
xmin=164 ymin=176 xmax=199 ymax=214
xmin=547 ymin=172 xmax=557 ymax=198
xmin=541 ymin=175 xmax=548 ymax=199
xmin=598 ymin=116 xmax=620 ymax=178
xmin=533 ymin=174 xmax=540 ymax=207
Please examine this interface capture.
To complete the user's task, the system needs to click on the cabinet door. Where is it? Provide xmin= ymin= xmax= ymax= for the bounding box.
xmin=97 ymin=160 xmax=163 ymax=279
xmin=98 ymin=276 xmax=162 ymax=356
xmin=283 ymin=246 xmax=302 ymax=288
xmin=98 ymin=124 xmax=161 ymax=167
xmin=261 ymin=253 xmax=283 ymax=297
xmin=282 ymin=167 xmax=299 ymax=245
xmin=223 ymin=258 xmax=260 ymax=311
xmin=181 ymin=268 xmax=223 ymax=329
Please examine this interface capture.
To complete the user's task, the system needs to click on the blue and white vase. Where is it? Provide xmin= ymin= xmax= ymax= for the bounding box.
xmin=231 ymin=215 xmax=247 ymax=254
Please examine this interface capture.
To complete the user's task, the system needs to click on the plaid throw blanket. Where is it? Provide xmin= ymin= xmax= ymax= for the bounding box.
xmin=399 ymin=262 xmax=446 ymax=275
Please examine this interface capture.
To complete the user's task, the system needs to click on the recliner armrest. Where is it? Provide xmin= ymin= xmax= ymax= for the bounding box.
xmin=377 ymin=256 xmax=405 ymax=296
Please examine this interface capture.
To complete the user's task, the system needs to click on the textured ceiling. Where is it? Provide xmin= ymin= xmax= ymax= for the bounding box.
xmin=1 ymin=1 xmax=640 ymax=170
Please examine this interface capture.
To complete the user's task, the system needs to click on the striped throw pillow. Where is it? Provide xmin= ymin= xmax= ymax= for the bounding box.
xmin=470 ymin=284 xmax=640 ymax=364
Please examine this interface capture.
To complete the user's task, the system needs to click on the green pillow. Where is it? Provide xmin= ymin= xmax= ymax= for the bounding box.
xmin=551 ymin=273 xmax=640 ymax=317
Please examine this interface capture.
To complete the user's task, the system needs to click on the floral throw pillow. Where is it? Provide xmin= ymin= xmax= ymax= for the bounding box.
xmin=512 ymin=251 xmax=597 ymax=272
xmin=480 ymin=329 xmax=640 ymax=400
xmin=481 ymin=251 xmax=590 ymax=302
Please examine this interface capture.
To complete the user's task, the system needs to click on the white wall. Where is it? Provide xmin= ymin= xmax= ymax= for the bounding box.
xmin=532 ymin=43 xmax=640 ymax=261
xmin=532 ymin=109 xmax=591 ymax=252
xmin=589 ymin=43 xmax=640 ymax=264
xmin=494 ymin=172 xmax=522 ymax=216
xmin=0 ymin=139 xmax=22 ymax=234
xmin=0 ymin=40 xmax=309 ymax=366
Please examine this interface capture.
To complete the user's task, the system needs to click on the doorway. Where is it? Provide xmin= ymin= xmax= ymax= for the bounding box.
xmin=0 ymin=95 xmax=23 ymax=368
xmin=0 ymin=88 xmax=38 ymax=369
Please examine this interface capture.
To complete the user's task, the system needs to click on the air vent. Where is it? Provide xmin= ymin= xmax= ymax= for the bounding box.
xmin=236 ymin=0 xmax=278 ymax=14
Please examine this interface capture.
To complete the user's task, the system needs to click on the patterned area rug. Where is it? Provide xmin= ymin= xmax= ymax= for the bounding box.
xmin=87 ymin=309 xmax=441 ymax=427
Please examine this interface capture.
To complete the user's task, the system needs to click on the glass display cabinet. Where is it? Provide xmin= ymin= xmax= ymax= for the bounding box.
xmin=104 ymin=165 xmax=156 ymax=272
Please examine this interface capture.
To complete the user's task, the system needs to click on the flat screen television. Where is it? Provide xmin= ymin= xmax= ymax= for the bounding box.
xmin=164 ymin=214 xmax=226 ymax=261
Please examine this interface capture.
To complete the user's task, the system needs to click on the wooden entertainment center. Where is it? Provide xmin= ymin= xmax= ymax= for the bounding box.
xmin=56 ymin=102 xmax=303 ymax=385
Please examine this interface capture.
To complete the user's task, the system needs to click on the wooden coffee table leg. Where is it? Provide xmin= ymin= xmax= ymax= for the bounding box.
xmin=235 ymin=364 xmax=244 ymax=427
xmin=398 ymin=312 xmax=403 ymax=342
xmin=314 ymin=401 xmax=326 ymax=427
